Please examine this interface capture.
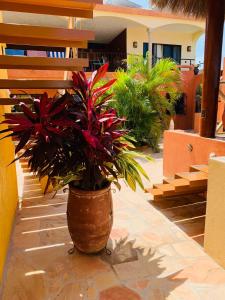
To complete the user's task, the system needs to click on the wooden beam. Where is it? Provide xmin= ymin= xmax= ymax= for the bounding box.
xmin=1 ymin=37 xmax=87 ymax=48
xmin=200 ymin=0 xmax=225 ymax=138
xmin=0 ymin=55 xmax=88 ymax=70
xmin=10 ymin=89 xmax=60 ymax=97
xmin=0 ymin=80 xmax=74 ymax=89
xmin=0 ymin=24 xmax=94 ymax=48
xmin=0 ymin=0 xmax=103 ymax=17
xmin=0 ymin=98 xmax=33 ymax=105
xmin=0 ymin=3 xmax=92 ymax=18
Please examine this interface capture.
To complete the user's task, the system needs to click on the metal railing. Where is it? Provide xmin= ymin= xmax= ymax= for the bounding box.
xmin=152 ymin=56 xmax=195 ymax=66
xmin=78 ymin=51 xmax=127 ymax=71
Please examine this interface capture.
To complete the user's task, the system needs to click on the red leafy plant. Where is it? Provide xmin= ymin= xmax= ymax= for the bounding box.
xmin=0 ymin=64 xmax=151 ymax=191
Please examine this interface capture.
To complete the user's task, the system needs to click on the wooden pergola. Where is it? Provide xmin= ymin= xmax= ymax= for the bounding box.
xmin=153 ymin=0 xmax=225 ymax=138
xmin=0 ymin=0 xmax=103 ymax=100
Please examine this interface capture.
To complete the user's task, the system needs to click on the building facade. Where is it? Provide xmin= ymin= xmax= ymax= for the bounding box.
xmin=2 ymin=3 xmax=205 ymax=71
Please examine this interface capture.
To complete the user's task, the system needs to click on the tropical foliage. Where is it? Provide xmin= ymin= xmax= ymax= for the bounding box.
xmin=112 ymin=55 xmax=182 ymax=151
xmin=0 ymin=64 xmax=151 ymax=191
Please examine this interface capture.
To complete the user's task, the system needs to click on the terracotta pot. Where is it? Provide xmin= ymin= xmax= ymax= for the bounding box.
xmin=67 ymin=184 xmax=113 ymax=254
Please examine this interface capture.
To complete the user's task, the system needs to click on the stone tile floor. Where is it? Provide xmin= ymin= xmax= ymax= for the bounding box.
xmin=1 ymin=150 xmax=225 ymax=299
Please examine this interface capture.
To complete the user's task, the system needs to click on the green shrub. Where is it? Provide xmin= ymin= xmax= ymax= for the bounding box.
xmin=112 ymin=55 xmax=182 ymax=152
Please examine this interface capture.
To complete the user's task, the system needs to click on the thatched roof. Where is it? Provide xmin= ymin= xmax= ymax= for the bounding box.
xmin=152 ymin=0 xmax=208 ymax=18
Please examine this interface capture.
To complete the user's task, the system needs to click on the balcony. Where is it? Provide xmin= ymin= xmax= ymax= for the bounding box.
xmin=79 ymin=50 xmax=127 ymax=71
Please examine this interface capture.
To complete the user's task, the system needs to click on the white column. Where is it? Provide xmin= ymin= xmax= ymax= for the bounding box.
xmin=147 ymin=28 xmax=152 ymax=69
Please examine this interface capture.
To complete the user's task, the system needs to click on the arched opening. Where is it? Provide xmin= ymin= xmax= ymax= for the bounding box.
xmin=151 ymin=23 xmax=204 ymax=66
xmin=76 ymin=17 xmax=205 ymax=71
xmin=77 ymin=16 xmax=148 ymax=71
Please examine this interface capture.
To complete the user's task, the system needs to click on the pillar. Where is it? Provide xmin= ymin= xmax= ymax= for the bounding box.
xmin=147 ymin=28 xmax=153 ymax=69
xmin=200 ymin=0 xmax=225 ymax=138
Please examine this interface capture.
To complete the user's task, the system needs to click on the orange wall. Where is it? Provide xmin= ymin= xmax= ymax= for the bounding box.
xmin=163 ymin=130 xmax=225 ymax=177
xmin=174 ymin=67 xmax=203 ymax=130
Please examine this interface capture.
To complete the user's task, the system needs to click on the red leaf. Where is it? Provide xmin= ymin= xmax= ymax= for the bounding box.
xmin=2 ymin=114 xmax=32 ymax=126
xmin=89 ymin=63 xmax=109 ymax=90
xmin=40 ymin=93 xmax=50 ymax=115
xmin=20 ymin=103 xmax=37 ymax=120
xmin=82 ymin=130 xmax=101 ymax=149
xmin=48 ymin=99 xmax=70 ymax=117
xmin=92 ymin=79 xmax=116 ymax=103
xmin=72 ymin=71 xmax=88 ymax=99
xmin=46 ymin=126 xmax=64 ymax=135
xmin=95 ymin=93 xmax=114 ymax=108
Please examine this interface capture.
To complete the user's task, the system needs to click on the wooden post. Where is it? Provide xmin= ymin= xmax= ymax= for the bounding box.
xmin=200 ymin=0 xmax=225 ymax=138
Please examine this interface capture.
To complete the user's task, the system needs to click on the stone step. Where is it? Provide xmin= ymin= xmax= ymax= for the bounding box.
xmin=190 ymin=165 xmax=208 ymax=174
xmin=149 ymin=185 xmax=207 ymax=201
xmin=175 ymin=171 xmax=208 ymax=187
xmin=153 ymin=183 xmax=175 ymax=196
xmin=151 ymin=194 xmax=206 ymax=210
xmin=145 ymin=188 xmax=163 ymax=201
xmin=163 ymin=178 xmax=190 ymax=191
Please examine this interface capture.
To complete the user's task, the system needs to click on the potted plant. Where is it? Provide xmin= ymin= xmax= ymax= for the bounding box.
xmin=193 ymin=64 xmax=200 ymax=75
xmin=0 ymin=64 xmax=151 ymax=254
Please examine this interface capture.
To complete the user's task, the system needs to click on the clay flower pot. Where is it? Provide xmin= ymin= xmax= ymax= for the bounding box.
xmin=67 ymin=184 xmax=113 ymax=254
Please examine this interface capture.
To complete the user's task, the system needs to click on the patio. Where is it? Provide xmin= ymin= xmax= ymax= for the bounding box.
xmin=1 ymin=152 xmax=225 ymax=300
xmin=1 ymin=0 xmax=225 ymax=299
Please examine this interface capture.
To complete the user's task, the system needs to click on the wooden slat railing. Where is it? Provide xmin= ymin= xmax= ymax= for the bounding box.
xmin=0 ymin=80 xmax=74 ymax=89
xmin=0 ymin=24 xmax=95 ymax=48
xmin=0 ymin=0 xmax=103 ymax=17
xmin=0 ymin=56 xmax=88 ymax=71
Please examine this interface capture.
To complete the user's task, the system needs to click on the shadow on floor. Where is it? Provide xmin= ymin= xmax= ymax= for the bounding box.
xmin=100 ymin=237 xmax=188 ymax=299
xmin=149 ymin=194 xmax=206 ymax=246
xmin=1 ymin=159 xmax=188 ymax=299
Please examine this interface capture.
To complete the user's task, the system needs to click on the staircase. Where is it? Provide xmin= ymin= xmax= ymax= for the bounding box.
xmin=146 ymin=165 xmax=208 ymax=201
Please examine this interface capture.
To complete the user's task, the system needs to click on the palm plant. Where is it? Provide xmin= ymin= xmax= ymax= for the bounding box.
xmin=112 ymin=54 xmax=181 ymax=151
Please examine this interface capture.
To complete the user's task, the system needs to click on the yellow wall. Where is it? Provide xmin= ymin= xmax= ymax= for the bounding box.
xmin=126 ymin=26 xmax=197 ymax=64
xmin=204 ymin=157 xmax=225 ymax=268
xmin=0 ymin=41 xmax=18 ymax=282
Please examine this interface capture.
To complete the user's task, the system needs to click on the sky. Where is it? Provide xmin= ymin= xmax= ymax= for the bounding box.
xmin=136 ymin=0 xmax=149 ymax=7
xmin=196 ymin=31 xmax=225 ymax=68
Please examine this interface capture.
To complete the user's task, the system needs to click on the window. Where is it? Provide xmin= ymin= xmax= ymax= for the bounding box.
xmin=152 ymin=44 xmax=181 ymax=65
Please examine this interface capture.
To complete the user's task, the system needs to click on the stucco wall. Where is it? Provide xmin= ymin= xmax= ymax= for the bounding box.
xmin=205 ymin=157 xmax=225 ymax=269
xmin=126 ymin=26 xmax=196 ymax=63
xmin=163 ymin=130 xmax=225 ymax=177
xmin=94 ymin=6 xmax=205 ymax=31
xmin=0 ymin=77 xmax=18 ymax=283
xmin=126 ymin=26 xmax=148 ymax=56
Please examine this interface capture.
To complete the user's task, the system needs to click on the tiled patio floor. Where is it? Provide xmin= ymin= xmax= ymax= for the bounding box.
xmin=1 ymin=152 xmax=225 ymax=299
